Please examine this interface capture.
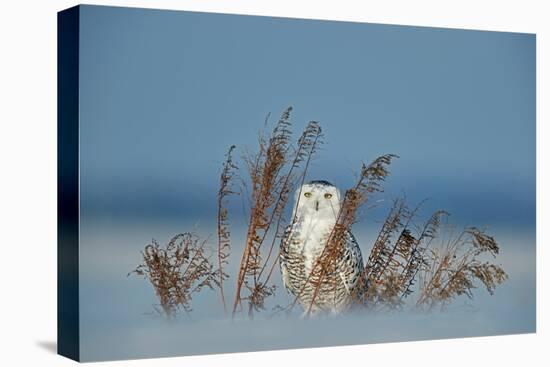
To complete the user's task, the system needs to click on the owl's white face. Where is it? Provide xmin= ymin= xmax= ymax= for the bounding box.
xmin=292 ymin=181 xmax=341 ymax=221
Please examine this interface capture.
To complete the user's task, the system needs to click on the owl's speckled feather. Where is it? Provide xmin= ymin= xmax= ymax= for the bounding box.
xmin=279 ymin=181 xmax=365 ymax=315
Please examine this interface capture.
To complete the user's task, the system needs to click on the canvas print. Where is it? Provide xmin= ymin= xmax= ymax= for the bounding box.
xmin=57 ymin=5 xmax=536 ymax=362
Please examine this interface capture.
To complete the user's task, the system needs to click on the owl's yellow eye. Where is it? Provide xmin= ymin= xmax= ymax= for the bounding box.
xmin=304 ymin=192 xmax=312 ymax=198
xmin=324 ymin=193 xmax=333 ymax=199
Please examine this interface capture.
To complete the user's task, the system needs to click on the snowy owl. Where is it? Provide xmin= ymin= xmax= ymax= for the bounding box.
xmin=279 ymin=180 xmax=365 ymax=316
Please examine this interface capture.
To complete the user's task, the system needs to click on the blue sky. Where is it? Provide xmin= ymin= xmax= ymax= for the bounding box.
xmin=79 ymin=5 xmax=535 ymax=227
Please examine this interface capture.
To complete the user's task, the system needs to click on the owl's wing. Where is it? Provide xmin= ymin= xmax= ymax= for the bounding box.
xmin=279 ymin=225 xmax=293 ymax=294
xmin=338 ymin=231 xmax=365 ymax=295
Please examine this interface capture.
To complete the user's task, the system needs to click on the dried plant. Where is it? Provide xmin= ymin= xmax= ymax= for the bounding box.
xmin=399 ymin=209 xmax=449 ymax=299
xmin=231 ymin=107 xmax=323 ymax=318
xmin=129 ymin=233 xmax=221 ymax=318
xmin=415 ymin=226 xmax=508 ymax=311
xmin=353 ymin=199 xmax=506 ymax=312
xmin=217 ymin=145 xmax=238 ymax=315
xmin=361 ymin=202 xmax=448 ymax=310
xmin=361 ymin=198 xmax=414 ymax=309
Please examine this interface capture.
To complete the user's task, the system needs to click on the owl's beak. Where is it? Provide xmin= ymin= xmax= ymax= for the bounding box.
xmin=315 ymin=200 xmax=319 ymax=211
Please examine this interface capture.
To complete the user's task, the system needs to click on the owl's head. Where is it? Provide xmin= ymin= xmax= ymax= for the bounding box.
xmin=292 ymin=180 xmax=341 ymax=220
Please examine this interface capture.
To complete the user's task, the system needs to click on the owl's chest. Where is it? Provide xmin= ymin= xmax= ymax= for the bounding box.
xmin=291 ymin=218 xmax=335 ymax=275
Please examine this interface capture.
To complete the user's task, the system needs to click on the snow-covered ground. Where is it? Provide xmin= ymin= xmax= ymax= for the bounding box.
xmin=78 ymin=219 xmax=535 ymax=362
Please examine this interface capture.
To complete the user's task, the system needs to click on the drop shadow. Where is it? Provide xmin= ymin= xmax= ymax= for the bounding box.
xmin=36 ymin=340 xmax=57 ymax=354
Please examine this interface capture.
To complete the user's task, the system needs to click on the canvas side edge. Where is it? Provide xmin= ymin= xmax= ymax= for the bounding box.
xmin=57 ymin=5 xmax=80 ymax=362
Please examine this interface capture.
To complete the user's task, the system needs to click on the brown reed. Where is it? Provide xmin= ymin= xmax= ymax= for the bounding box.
xmin=129 ymin=233 xmax=221 ymax=318
xmin=415 ymin=226 xmax=508 ymax=311
xmin=216 ymin=145 xmax=238 ymax=315
xmin=231 ymin=107 xmax=323 ymax=318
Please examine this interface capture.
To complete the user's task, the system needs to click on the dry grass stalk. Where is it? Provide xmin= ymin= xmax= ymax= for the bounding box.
xmin=399 ymin=209 xmax=449 ymax=298
xmin=361 ymin=198 xmax=413 ymax=309
xmin=361 ymin=204 xmax=448 ymax=310
xmin=356 ymin=200 xmax=506 ymax=312
xmin=129 ymin=233 xmax=221 ymax=318
xmin=415 ymin=227 xmax=508 ymax=311
xmin=231 ymin=107 xmax=323 ymax=318
xmin=257 ymin=119 xmax=323 ymax=285
xmin=217 ymin=145 xmax=238 ymax=315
